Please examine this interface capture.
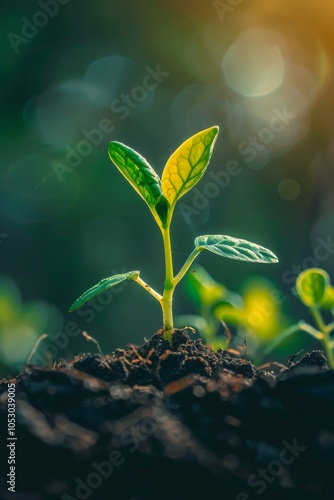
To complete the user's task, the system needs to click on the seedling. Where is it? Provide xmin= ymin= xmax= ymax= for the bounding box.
xmin=69 ymin=126 xmax=278 ymax=342
xmin=261 ymin=268 xmax=334 ymax=368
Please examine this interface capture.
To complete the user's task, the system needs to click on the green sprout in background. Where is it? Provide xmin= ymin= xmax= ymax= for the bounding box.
xmin=262 ymin=268 xmax=334 ymax=368
xmin=69 ymin=126 xmax=278 ymax=342
xmin=0 ymin=275 xmax=61 ymax=370
xmin=176 ymin=265 xmax=289 ymax=352
xmin=176 ymin=265 xmax=244 ymax=350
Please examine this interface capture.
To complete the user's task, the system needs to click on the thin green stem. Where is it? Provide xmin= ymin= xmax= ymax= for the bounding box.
xmin=173 ymin=248 xmax=202 ymax=286
xmin=161 ymin=288 xmax=174 ymax=341
xmin=162 ymin=226 xmax=174 ymax=287
xmin=134 ymin=221 xmax=177 ymax=342
xmin=326 ymin=321 xmax=334 ymax=333
xmin=257 ymin=321 xmax=323 ymax=364
xmin=157 ymin=206 xmax=203 ymax=342
xmin=310 ymin=307 xmax=327 ymax=332
xmin=161 ymin=224 xmax=175 ymax=340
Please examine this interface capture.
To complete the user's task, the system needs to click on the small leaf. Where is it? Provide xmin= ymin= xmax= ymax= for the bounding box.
xmin=296 ymin=268 xmax=329 ymax=308
xmin=214 ymin=304 xmax=246 ymax=326
xmin=108 ymin=142 xmax=168 ymax=224
xmin=195 ymin=235 xmax=278 ymax=264
xmin=69 ymin=271 xmax=139 ymax=312
xmin=161 ymin=126 xmax=219 ymax=206
xmin=186 ymin=265 xmax=242 ymax=310
xmin=186 ymin=265 xmax=226 ymax=308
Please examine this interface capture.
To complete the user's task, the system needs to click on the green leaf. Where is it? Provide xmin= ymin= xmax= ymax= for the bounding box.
xmin=161 ymin=126 xmax=219 ymax=206
xmin=214 ymin=304 xmax=246 ymax=326
xmin=296 ymin=268 xmax=329 ymax=308
xmin=69 ymin=271 xmax=139 ymax=312
xmin=186 ymin=265 xmax=226 ymax=308
xmin=185 ymin=265 xmax=242 ymax=310
xmin=195 ymin=235 xmax=278 ymax=264
xmin=108 ymin=142 xmax=169 ymax=225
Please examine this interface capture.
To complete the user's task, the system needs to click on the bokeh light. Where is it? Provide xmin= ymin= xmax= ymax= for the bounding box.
xmin=278 ymin=179 xmax=301 ymax=201
xmin=84 ymin=56 xmax=134 ymax=107
xmin=222 ymin=29 xmax=286 ymax=98
xmin=23 ymin=81 xmax=98 ymax=149
xmin=5 ymin=154 xmax=79 ymax=222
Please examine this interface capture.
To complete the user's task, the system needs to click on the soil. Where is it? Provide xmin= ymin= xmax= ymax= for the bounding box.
xmin=0 ymin=329 xmax=334 ymax=500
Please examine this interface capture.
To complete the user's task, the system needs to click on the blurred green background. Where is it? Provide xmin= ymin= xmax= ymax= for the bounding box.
xmin=1 ymin=0 xmax=334 ymax=376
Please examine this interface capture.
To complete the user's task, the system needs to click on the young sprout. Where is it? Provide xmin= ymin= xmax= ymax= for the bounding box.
xmin=261 ymin=268 xmax=334 ymax=368
xmin=69 ymin=127 xmax=278 ymax=342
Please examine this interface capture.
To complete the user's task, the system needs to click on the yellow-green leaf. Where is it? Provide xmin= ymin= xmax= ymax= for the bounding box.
xmin=69 ymin=271 xmax=139 ymax=312
xmin=296 ymin=268 xmax=329 ymax=307
xmin=161 ymin=126 xmax=219 ymax=206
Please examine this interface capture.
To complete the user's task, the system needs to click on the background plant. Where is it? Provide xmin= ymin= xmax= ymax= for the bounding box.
xmin=0 ymin=275 xmax=62 ymax=371
xmin=176 ymin=265 xmax=289 ymax=353
xmin=261 ymin=268 xmax=334 ymax=368
xmin=69 ymin=127 xmax=278 ymax=341
xmin=175 ymin=265 xmax=243 ymax=350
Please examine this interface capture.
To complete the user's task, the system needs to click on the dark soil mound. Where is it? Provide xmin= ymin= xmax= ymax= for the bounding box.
xmin=0 ymin=330 xmax=333 ymax=500
xmin=70 ymin=329 xmax=256 ymax=385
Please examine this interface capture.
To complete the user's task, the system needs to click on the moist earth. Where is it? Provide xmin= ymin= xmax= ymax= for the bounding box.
xmin=0 ymin=330 xmax=333 ymax=500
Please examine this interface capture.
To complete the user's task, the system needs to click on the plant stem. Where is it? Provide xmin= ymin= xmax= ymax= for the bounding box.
xmin=134 ymin=276 xmax=162 ymax=302
xmin=173 ymin=248 xmax=202 ymax=286
xmin=257 ymin=321 xmax=323 ymax=364
xmin=161 ymin=287 xmax=174 ymax=342
xmin=326 ymin=321 xmax=334 ymax=333
xmin=310 ymin=307 xmax=334 ymax=369
xmin=136 ymin=214 xmax=199 ymax=342
xmin=161 ymin=225 xmax=175 ymax=341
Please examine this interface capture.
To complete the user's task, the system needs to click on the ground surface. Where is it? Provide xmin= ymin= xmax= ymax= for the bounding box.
xmin=0 ymin=330 xmax=333 ymax=499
